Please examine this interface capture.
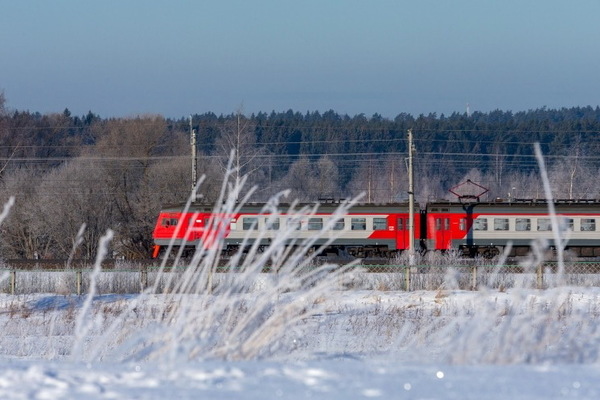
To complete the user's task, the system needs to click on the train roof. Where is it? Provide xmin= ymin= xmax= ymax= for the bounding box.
xmin=427 ymin=198 xmax=600 ymax=213
xmin=429 ymin=198 xmax=600 ymax=205
xmin=159 ymin=201 xmax=419 ymax=214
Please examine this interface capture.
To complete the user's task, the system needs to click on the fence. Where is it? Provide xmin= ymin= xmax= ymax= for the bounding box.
xmin=2 ymin=261 xmax=600 ymax=295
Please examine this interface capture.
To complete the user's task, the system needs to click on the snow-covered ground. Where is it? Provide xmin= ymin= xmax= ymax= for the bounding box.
xmin=1 ymin=287 xmax=600 ymax=399
xmin=1 ymin=358 xmax=599 ymax=399
xmin=1 ymin=176 xmax=599 ymax=398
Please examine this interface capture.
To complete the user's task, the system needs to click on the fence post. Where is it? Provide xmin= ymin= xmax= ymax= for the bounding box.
xmin=404 ymin=265 xmax=411 ymax=291
xmin=10 ymin=270 xmax=16 ymax=295
xmin=140 ymin=265 xmax=148 ymax=292
xmin=471 ymin=265 xmax=478 ymax=290
xmin=76 ymin=270 xmax=82 ymax=295
xmin=536 ymin=264 xmax=543 ymax=289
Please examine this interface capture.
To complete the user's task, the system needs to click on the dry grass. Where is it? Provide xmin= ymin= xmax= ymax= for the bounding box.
xmin=0 ymin=146 xmax=598 ymax=366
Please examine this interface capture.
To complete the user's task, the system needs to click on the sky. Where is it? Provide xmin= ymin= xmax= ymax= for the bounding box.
xmin=1 ymin=1 xmax=600 ymax=119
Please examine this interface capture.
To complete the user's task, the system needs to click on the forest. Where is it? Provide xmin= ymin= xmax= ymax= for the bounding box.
xmin=1 ymin=90 xmax=600 ymax=259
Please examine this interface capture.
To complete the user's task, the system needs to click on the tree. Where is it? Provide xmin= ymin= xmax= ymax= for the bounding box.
xmin=313 ymin=156 xmax=340 ymax=199
xmin=346 ymin=156 xmax=407 ymax=203
xmin=276 ymin=156 xmax=341 ymax=202
xmin=36 ymin=159 xmax=114 ymax=259
xmin=277 ymin=157 xmax=313 ymax=202
xmin=0 ymin=91 xmax=11 ymax=177
xmin=214 ymin=109 xmax=268 ymax=200
xmin=0 ymin=168 xmax=48 ymax=259
xmin=84 ymin=115 xmax=187 ymax=258
xmin=0 ymin=91 xmax=6 ymax=116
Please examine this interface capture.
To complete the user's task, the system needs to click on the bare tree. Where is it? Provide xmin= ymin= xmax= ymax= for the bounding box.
xmin=346 ymin=157 xmax=407 ymax=203
xmin=35 ymin=159 xmax=114 ymax=259
xmin=539 ymin=137 xmax=600 ymax=200
xmin=0 ymin=168 xmax=49 ymax=258
xmin=491 ymin=143 xmax=507 ymax=195
xmin=506 ymin=170 xmax=543 ymax=199
xmin=276 ymin=156 xmax=341 ymax=202
xmin=214 ymin=109 xmax=268 ymax=199
xmin=0 ymin=92 xmax=22 ymax=179
xmin=278 ymin=157 xmax=314 ymax=202
xmin=83 ymin=116 xmax=187 ymax=258
xmin=346 ymin=160 xmax=375 ymax=203
xmin=313 ymin=156 xmax=340 ymax=199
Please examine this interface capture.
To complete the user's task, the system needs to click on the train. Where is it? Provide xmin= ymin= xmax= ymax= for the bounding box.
xmin=151 ymin=198 xmax=600 ymax=260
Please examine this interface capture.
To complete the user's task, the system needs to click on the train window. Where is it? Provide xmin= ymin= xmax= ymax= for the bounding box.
xmin=265 ymin=217 xmax=280 ymax=230
xmin=242 ymin=217 xmax=258 ymax=230
xmin=581 ymin=218 xmax=596 ymax=231
xmin=563 ymin=218 xmax=574 ymax=231
xmin=332 ymin=219 xmax=345 ymax=230
xmin=537 ymin=218 xmax=551 ymax=231
xmin=515 ymin=218 xmax=531 ymax=231
xmin=308 ymin=218 xmax=323 ymax=230
xmin=287 ymin=218 xmax=301 ymax=230
xmin=397 ymin=218 xmax=404 ymax=231
xmin=459 ymin=218 xmax=466 ymax=231
xmin=434 ymin=218 xmax=450 ymax=231
xmin=373 ymin=218 xmax=387 ymax=230
xmin=162 ymin=218 xmax=178 ymax=227
xmin=351 ymin=218 xmax=366 ymax=230
xmin=473 ymin=218 xmax=488 ymax=231
xmin=493 ymin=218 xmax=509 ymax=231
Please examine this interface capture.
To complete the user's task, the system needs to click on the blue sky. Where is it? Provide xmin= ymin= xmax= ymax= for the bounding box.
xmin=1 ymin=1 xmax=599 ymax=118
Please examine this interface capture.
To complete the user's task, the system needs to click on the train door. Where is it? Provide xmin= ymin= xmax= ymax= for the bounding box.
xmin=396 ymin=216 xmax=407 ymax=249
xmin=396 ymin=214 xmax=420 ymax=251
xmin=394 ymin=213 xmax=422 ymax=251
xmin=432 ymin=215 xmax=452 ymax=250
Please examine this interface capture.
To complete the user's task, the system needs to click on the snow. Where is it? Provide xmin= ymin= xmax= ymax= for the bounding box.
xmin=0 ymin=358 xmax=599 ymax=399
xmin=1 ymin=288 xmax=600 ymax=399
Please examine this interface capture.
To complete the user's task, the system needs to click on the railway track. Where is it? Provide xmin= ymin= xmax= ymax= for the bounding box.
xmin=0 ymin=257 xmax=358 ymax=271
xmin=1 ymin=259 xmax=162 ymax=270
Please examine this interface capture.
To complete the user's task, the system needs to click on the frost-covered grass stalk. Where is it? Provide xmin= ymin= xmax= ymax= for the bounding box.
xmin=0 ymin=196 xmax=14 ymax=285
xmin=305 ymin=143 xmax=600 ymax=365
xmin=1 ymin=147 xmax=600 ymax=365
xmin=76 ymin=160 xmax=362 ymax=363
xmin=397 ymin=144 xmax=596 ymax=364
xmin=71 ymin=229 xmax=114 ymax=360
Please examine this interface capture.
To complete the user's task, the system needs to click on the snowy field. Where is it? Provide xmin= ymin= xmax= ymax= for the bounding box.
xmin=1 ymin=159 xmax=599 ymax=399
xmin=1 ymin=357 xmax=598 ymax=399
xmin=1 ymin=287 xmax=600 ymax=399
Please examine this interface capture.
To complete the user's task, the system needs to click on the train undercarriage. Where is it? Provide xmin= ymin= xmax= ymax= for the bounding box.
xmin=458 ymin=244 xmax=600 ymax=260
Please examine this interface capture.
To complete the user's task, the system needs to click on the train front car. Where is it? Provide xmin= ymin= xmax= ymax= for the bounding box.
xmin=221 ymin=202 xmax=422 ymax=259
xmin=427 ymin=199 xmax=600 ymax=259
xmin=152 ymin=201 xmax=423 ymax=260
xmin=151 ymin=203 xmax=215 ymax=258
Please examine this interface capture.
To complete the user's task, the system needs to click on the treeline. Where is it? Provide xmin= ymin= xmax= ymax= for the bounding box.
xmin=180 ymin=106 xmax=600 ymax=201
xmin=1 ymin=93 xmax=600 ymax=259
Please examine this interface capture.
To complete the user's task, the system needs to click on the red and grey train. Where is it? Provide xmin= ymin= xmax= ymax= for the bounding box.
xmin=152 ymin=199 xmax=600 ymax=259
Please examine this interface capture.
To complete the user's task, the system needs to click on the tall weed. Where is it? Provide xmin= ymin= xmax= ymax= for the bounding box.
xmin=79 ymin=161 xmax=362 ymax=362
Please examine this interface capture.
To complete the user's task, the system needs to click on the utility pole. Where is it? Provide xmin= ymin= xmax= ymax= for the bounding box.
xmin=407 ymin=129 xmax=415 ymax=267
xmin=367 ymin=160 xmax=373 ymax=203
xmin=190 ymin=115 xmax=197 ymax=193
